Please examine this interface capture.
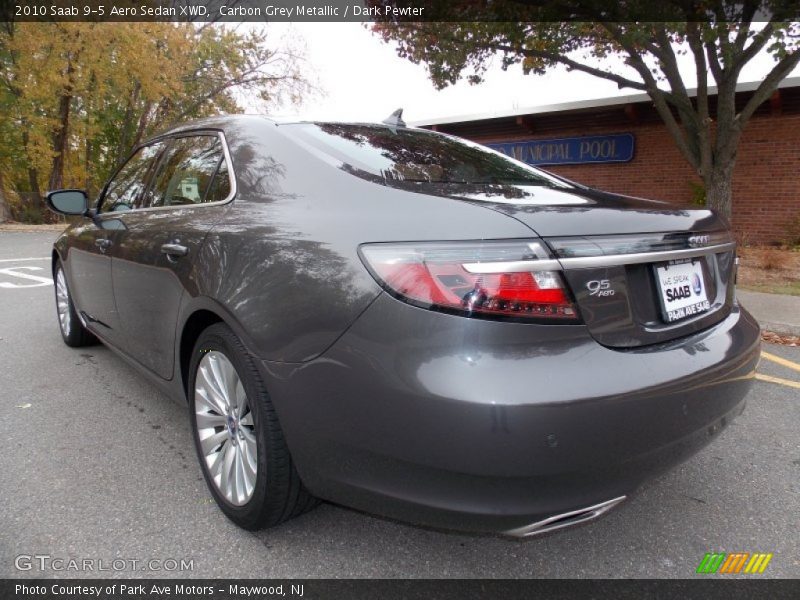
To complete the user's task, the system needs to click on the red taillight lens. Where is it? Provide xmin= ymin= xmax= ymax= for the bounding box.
xmin=360 ymin=240 xmax=579 ymax=322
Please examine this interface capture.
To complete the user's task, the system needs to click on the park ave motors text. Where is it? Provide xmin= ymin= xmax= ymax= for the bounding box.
xmin=16 ymin=584 xmax=304 ymax=597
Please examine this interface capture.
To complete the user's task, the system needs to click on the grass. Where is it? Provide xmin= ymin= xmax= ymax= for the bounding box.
xmin=738 ymin=281 xmax=800 ymax=296
xmin=737 ymin=246 xmax=800 ymax=296
xmin=0 ymin=222 xmax=67 ymax=232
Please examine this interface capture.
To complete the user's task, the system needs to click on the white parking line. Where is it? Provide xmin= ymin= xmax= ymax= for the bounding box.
xmin=0 ymin=257 xmax=50 ymax=263
xmin=0 ymin=266 xmax=52 ymax=288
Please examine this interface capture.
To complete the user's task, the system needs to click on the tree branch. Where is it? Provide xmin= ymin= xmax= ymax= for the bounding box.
xmin=732 ymin=0 xmax=760 ymax=51
xmin=687 ymin=22 xmax=714 ymax=180
xmin=738 ymin=50 xmax=800 ymax=126
xmin=705 ymin=38 xmax=724 ymax=85
xmin=653 ymin=28 xmax=689 ymax=97
xmin=600 ymin=23 xmax=701 ymax=168
xmin=731 ymin=22 xmax=775 ymax=74
xmin=486 ymin=41 xmax=648 ymax=91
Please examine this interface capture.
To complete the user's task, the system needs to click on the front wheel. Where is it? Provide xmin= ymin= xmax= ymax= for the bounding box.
xmin=188 ymin=323 xmax=317 ymax=530
xmin=54 ymin=261 xmax=97 ymax=347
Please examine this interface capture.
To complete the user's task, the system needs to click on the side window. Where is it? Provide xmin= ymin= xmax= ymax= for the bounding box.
xmin=100 ymin=143 xmax=164 ymax=213
xmin=205 ymin=157 xmax=231 ymax=203
xmin=147 ymin=135 xmax=229 ymax=208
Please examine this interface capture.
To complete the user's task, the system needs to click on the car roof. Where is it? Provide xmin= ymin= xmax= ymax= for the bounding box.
xmin=151 ymin=114 xmax=424 ymax=139
xmin=152 ymin=114 xmax=274 ymax=136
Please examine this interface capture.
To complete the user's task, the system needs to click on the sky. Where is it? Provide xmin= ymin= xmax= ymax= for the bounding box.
xmin=258 ymin=22 xmax=800 ymax=124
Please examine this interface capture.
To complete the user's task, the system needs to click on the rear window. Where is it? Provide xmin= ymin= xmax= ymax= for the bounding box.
xmin=287 ymin=123 xmax=570 ymax=188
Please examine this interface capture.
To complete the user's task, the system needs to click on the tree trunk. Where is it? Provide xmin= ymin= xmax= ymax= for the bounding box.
xmin=49 ymin=46 xmax=82 ymax=191
xmin=705 ymin=162 xmax=735 ymax=219
xmin=85 ymin=137 xmax=92 ymax=194
xmin=20 ymin=127 xmax=42 ymax=200
xmin=48 ymin=89 xmax=73 ymax=191
xmin=0 ymin=171 xmax=11 ymax=222
xmin=131 ymin=100 xmax=153 ymax=149
xmin=27 ymin=167 xmax=41 ymax=200
xmin=115 ymin=82 xmax=141 ymax=167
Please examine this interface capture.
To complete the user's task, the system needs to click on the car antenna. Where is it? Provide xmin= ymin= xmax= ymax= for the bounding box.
xmin=382 ymin=108 xmax=406 ymax=128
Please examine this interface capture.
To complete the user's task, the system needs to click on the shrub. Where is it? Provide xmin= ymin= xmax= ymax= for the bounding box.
xmin=688 ymin=181 xmax=706 ymax=207
xmin=757 ymin=247 xmax=790 ymax=271
xmin=785 ymin=213 xmax=800 ymax=247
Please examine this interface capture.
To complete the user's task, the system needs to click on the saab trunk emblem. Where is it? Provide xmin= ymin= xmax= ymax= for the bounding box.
xmin=586 ymin=279 xmax=614 ymax=297
xmin=688 ymin=234 xmax=710 ymax=248
xmin=696 ymin=552 xmax=773 ymax=574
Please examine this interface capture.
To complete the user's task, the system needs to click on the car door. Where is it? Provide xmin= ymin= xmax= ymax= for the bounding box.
xmin=108 ymin=132 xmax=235 ymax=380
xmin=67 ymin=142 xmax=164 ymax=336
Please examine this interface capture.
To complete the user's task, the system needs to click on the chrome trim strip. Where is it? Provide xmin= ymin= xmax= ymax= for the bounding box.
xmin=557 ymin=242 xmax=736 ymax=270
xmin=504 ymin=495 xmax=627 ymax=538
xmin=461 ymin=242 xmax=735 ymax=273
xmin=218 ymin=130 xmax=238 ymax=204
xmin=461 ymin=259 xmax=563 ymax=273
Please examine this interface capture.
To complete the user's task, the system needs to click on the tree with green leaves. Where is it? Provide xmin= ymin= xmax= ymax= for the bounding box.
xmin=0 ymin=21 xmax=310 ymax=222
xmin=373 ymin=1 xmax=800 ymax=218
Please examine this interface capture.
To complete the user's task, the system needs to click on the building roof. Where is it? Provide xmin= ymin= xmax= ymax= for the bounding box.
xmin=410 ymin=75 xmax=800 ymax=127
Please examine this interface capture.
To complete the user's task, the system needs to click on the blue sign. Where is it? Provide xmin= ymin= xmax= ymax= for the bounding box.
xmin=488 ymin=133 xmax=635 ymax=166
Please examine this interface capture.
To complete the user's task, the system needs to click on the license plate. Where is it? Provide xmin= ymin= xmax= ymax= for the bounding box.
xmin=654 ymin=260 xmax=710 ymax=323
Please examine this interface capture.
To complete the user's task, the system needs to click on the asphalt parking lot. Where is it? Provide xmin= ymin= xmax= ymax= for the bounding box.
xmin=1 ymin=230 xmax=798 ymax=579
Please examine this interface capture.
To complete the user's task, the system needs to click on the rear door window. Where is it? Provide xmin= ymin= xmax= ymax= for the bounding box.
xmin=204 ymin=157 xmax=231 ymax=203
xmin=146 ymin=135 xmax=228 ymax=208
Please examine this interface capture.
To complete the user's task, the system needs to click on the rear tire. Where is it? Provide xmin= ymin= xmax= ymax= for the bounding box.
xmin=188 ymin=323 xmax=318 ymax=530
xmin=54 ymin=261 xmax=97 ymax=347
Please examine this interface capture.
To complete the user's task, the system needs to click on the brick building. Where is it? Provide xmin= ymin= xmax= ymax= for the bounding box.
xmin=414 ymin=77 xmax=800 ymax=245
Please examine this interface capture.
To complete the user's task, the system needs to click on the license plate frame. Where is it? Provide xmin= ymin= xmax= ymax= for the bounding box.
xmin=653 ymin=259 xmax=711 ymax=323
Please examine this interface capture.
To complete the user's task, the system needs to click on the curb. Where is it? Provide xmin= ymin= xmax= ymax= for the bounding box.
xmin=0 ymin=225 xmax=67 ymax=232
xmin=757 ymin=320 xmax=800 ymax=338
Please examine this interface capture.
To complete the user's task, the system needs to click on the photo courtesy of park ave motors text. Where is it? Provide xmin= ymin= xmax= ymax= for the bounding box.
xmin=1 ymin=0 xmax=800 ymax=589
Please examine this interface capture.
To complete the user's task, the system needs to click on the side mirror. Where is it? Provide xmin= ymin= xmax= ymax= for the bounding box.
xmin=46 ymin=189 xmax=89 ymax=216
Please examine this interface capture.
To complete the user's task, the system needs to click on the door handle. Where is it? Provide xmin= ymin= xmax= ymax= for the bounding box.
xmin=95 ymin=238 xmax=112 ymax=252
xmin=161 ymin=243 xmax=189 ymax=258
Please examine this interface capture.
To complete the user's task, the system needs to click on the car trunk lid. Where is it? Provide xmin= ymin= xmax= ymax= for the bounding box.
xmin=545 ymin=230 xmax=736 ymax=348
xmin=447 ymin=184 xmax=737 ymax=348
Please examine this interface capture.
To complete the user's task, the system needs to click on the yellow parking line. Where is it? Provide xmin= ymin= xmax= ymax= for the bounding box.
xmin=761 ymin=351 xmax=800 ymax=374
xmin=755 ymin=373 xmax=800 ymax=389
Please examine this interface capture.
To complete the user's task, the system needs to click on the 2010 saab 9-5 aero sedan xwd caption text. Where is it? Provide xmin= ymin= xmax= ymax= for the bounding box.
xmin=47 ymin=113 xmax=760 ymax=537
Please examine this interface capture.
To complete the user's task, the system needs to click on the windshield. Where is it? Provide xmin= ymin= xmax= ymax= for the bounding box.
xmin=287 ymin=123 xmax=571 ymax=188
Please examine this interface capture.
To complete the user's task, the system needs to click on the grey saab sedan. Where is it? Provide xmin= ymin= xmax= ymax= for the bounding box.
xmin=46 ymin=113 xmax=760 ymax=537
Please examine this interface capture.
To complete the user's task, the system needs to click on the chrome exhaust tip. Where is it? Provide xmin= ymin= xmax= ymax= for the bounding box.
xmin=504 ymin=495 xmax=627 ymax=538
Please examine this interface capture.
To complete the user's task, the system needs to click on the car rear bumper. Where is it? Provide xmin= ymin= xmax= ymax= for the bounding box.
xmin=263 ymin=294 xmax=760 ymax=534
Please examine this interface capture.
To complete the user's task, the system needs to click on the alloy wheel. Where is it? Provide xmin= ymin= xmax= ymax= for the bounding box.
xmin=55 ymin=269 xmax=71 ymax=337
xmin=194 ymin=351 xmax=258 ymax=506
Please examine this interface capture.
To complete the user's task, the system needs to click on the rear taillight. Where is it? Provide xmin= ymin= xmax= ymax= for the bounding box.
xmin=359 ymin=240 xmax=580 ymax=322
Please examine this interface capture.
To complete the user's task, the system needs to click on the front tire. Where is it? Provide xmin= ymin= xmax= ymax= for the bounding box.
xmin=54 ymin=261 xmax=97 ymax=347
xmin=188 ymin=323 xmax=317 ymax=530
